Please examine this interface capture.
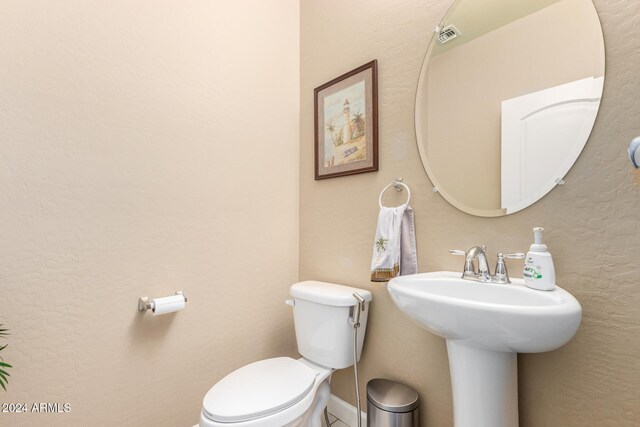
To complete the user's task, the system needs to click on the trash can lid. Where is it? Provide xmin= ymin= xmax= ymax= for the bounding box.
xmin=366 ymin=378 xmax=419 ymax=413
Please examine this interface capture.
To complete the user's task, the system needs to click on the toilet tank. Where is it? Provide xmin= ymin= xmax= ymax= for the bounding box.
xmin=289 ymin=281 xmax=372 ymax=370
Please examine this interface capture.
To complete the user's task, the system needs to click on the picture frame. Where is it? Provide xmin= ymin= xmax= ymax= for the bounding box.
xmin=314 ymin=60 xmax=378 ymax=180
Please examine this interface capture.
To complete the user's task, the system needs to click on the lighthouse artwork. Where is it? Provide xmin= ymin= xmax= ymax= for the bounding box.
xmin=314 ymin=60 xmax=378 ymax=179
xmin=342 ymin=98 xmax=353 ymax=145
xmin=322 ymin=82 xmax=367 ymax=166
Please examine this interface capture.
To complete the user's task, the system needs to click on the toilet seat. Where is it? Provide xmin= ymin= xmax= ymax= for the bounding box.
xmin=202 ymin=357 xmax=316 ymax=423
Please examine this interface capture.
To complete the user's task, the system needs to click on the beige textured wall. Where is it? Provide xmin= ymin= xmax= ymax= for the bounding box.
xmin=300 ymin=0 xmax=640 ymax=426
xmin=426 ymin=0 xmax=605 ymax=212
xmin=0 ymin=1 xmax=299 ymax=426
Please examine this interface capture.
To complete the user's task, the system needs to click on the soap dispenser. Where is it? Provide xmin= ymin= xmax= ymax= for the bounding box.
xmin=523 ymin=227 xmax=556 ymax=291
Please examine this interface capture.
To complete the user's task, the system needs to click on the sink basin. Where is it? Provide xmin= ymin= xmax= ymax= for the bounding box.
xmin=387 ymin=271 xmax=582 ymax=427
xmin=387 ymin=271 xmax=581 ymax=353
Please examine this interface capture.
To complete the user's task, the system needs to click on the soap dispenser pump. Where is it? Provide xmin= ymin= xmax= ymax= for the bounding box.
xmin=523 ymin=227 xmax=556 ymax=291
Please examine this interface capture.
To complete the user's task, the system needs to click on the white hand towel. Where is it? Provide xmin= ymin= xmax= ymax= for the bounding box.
xmin=400 ymin=206 xmax=418 ymax=276
xmin=371 ymin=205 xmax=405 ymax=281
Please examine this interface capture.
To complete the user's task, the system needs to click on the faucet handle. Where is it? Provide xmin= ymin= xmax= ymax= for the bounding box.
xmin=450 ymin=249 xmax=475 ymax=275
xmin=493 ymin=252 xmax=525 ymax=284
xmin=494 ymin=253 xmax=510 ymax=284
xmin=504 ymin=252 xmax=525 ymax=259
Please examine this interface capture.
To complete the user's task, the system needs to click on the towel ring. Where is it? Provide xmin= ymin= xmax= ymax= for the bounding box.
xmin=379 ymin=181 xmax=411 ymax=208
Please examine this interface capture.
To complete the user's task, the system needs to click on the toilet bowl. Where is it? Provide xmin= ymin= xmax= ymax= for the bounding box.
xmin=199 ymin=281 xmax=372 ymax=427
xmin=199 ymin=358 xmax=332 ymax=427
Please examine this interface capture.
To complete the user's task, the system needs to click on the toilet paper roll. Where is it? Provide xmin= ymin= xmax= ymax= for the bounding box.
xmin=152 ymin=294 xmax=186 ymax=316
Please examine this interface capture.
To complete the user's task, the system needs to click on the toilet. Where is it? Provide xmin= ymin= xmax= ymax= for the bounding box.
xmin=199 ymin=281 xmax=372 ymax=427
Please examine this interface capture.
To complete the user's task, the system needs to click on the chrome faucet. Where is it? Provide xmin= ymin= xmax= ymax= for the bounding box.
xmin=450 ymin=246 xmax=524 ymax=284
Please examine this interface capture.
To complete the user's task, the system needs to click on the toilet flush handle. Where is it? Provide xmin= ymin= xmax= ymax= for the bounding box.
xmin=285 ymin=299 xmax=295 ymax=307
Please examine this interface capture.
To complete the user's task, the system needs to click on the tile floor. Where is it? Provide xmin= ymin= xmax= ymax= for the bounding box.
xmin=321 ymin=411 xmax=349 ymax=427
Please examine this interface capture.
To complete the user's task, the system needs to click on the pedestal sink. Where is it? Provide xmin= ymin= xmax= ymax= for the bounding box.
xmin=387 ymin=271 xmax=581 ymax=427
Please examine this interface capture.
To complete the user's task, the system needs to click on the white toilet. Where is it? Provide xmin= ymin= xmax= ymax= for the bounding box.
xmin=199 ymin=281 xmax=372 ymax=427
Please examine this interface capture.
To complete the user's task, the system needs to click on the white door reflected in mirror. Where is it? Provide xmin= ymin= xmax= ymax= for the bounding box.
xmin=501 ymin=76 xmax=603 ymax=213
xmin=416 ymin=0 xmax=605 ymax=217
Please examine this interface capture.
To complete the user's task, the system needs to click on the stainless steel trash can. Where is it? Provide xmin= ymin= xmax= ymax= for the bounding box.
xmin=367 ymin=378 xmax=419 ymax=426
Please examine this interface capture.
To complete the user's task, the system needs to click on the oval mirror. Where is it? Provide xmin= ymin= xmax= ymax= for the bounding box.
xmin=416 ymin=0 xmax=605 ymax=217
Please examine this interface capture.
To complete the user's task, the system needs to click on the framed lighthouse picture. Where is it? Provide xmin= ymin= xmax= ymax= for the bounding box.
xmin=314 ymin=60 xmax=378 ymax=180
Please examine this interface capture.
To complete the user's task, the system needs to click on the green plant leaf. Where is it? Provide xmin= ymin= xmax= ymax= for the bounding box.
xmin=0 ymin=325 xmax=10 ymax=391
xmin=0 ymin=371 xmax=9 ymax=389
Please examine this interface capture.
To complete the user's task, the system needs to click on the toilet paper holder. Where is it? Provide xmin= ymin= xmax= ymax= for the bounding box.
xmin=138 ymin=291 xmax=187 ymax=312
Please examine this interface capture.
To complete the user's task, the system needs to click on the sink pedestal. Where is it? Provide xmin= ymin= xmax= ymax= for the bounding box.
xmin=447 ymin=341 xmax=518 ymax=427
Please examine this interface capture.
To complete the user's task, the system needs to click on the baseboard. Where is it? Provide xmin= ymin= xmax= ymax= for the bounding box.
xmin=327 ymin=393 xmax=367 ymax=427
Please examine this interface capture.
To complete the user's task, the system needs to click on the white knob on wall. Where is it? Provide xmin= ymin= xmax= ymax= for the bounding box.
xmin=629 ymin=137 xmax=640 ymax=168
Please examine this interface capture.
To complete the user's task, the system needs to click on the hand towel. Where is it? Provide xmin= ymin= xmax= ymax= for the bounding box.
xmin=371 ymin=204 xmax=417 ymax=281
xmin=371 ymin=205 xmax=405 ymax=281
xmin=400 ymin=206 xmax=418 ymax=276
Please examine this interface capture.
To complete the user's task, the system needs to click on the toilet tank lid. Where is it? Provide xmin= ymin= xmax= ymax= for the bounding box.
xmin=290 ymin=281 xmax=372 ymax=306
